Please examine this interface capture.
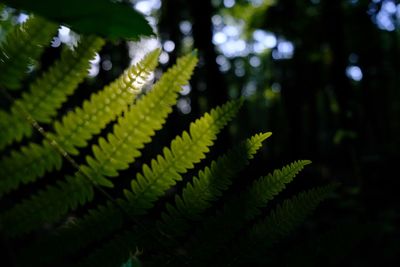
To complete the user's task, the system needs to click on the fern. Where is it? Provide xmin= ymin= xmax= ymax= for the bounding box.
xmin=0 ymin=16 xmax=57 ymax=89
xmin=229 ymin=185 xmax=337 ymax=265
xmin=50 ymin=48 xmax=162 ymax=156
xmin=249 ymin=184 xmax=336 ymax=243
xmin=0 ymin=49 xmax=160 ymax=197
xmin=0 ymin=13 xmax=336 ymax=267
xmin=0 ymin=51 xmax=198 ymax=237
xmin=81 ymin=51 xmax=199 ymax=187
xmin=185 ymin=160 xmax=312 ymax=263
xmin=124 ymin=99 xmax=243 ymax=214
xmin=159 ymin=132 xmax=272 ymax=236
xmin=0 ymin=36 xmax=105 ymax=150
xmin=17 ymin=101 xmax=242 ymax=267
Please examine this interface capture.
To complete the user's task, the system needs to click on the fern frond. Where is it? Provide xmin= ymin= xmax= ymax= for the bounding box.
xmin=0 ymin=16 xmax=57 ymax=89
xmin=230 ymin=185 xmax=337 ymax=265
xmin=0 ymin=52 xmax=197 ymax=237
xmin=0 ymin=36 xmax=105 ymax=150
xmin=81 ymin=51 xmax=198 ymax=187
xmin=17 ymin=201 xmax=125 ymax=267
xmin=0 ymin=174 xmax=93 ymax=236
xmin=124 ymin=99 xmax=243 ymax=215
xmin=49 ymin=47 xmax=162 ymax=156
xmin=0 ymin=142 xmax=59 ymax=197
xmin=208 ymin=184 xmax=336 ymax=266
xmin=186 ymin=160 xmax=311 ymax=263
xmin=0 ymin=49 xmax=160 ymax=197
xmin=159 ymin=132 xmax=271 ymax=236
xmin=22 ymin=99 xmax=243 ymax=266
xmin=233 ymin=160 xmax=312 ymax=220
xmin=249 ymin=184 xmax=336 ymax=243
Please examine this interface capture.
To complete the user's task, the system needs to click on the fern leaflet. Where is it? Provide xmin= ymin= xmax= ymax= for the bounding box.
xmin=249 ymin=184 xmax=336 ymax=242
xmin=0 ymin=36 xmax=105 ymax=150
xmin=0 ymin=52 xmax=198 ymax=237
xmin=22 ymin=99 xmax=243 ymax=266
xmin=124 ymin=99 xmax=243 ymax=215
xmin=159 ymin=132 xmax=271 ymax=236
xmin=22 ymin=99 xmax=241 ymax=266
xmin=49 ymin=48 xmax=162 ymax=156
xmin=81 ymin=51 xmax=198 ymax=187
xmin=229 ymin=185 xmax=336 ymax=265
xmin=0 ymin=16 xmax=57 ymax=89
xmin=0 ymin=49 xmax=160 ymax=197
xmin=186 ymin=160 xmax=311 ymax=263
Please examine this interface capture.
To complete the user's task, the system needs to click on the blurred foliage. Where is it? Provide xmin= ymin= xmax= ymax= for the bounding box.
xmin=2 ymin=0 xmax=154 ymax=40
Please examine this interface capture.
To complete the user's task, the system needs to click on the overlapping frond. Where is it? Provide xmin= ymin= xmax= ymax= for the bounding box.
xmin=0 ymin=52 xmax=198 ymax=237
xmin=212 ymin=185 xmax=335 ymax=267
xmin=22 ymin=100 xmax=242 ymax=267
xmin=124 ymin=99 xmax=243 ymax=215
xmin=81 ymin=51 xmax=198 ymax=187
xmin=249 ymin=184 xmax=336 ymax=243
xmin=0 ymin=16 xmax=57 ymax=89
xmin=227 ymin=185 xmax=336 ymax=266
xmin=187 ymin=160 xmax=311 ymax=262
xmin=159 ymin=132 xmax=271 ymax=236
xmin=0 ymin=49 xmax=160 ymax=197
xmin=0 ymin=36 xmax=105 ymax=150
xmin=0 ymin=16 xmax=335 ymax=266
xmin=0 ymin=142 xmax=59 ymax=197
xmin=17 ymin=201 xmax=125 ymax=267
xmin=0 ymin=174 xmax=93 ymax=237
xmin=49 ymin=48 xmax=162 ymax=156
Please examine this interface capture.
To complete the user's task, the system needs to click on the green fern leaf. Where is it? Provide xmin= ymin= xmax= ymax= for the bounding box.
xmin=16 ymin=201 xmax=125 ymax=266
xmin=0 ymin=142 xmax=60 ymax=197
xmin=0 ymin=49 xmax=160 ymax=197
xmin=0 ymin=16 xmax=57 ymax=89
xmin=0 ymin=36 xmax=105 ymax=150
xmin=249 ymin=184 xmax=336 ymax=242
xmin=81 ymin=51 xmax=199 ymax=187
xmin=124 ymin=99 xmax=243 ymax=215
xmin=0 ymin=52 xmax=197 ymax=237
xmin=0 ymin=175 xmax=93 ymax=236
xmin=229 ymin=185 xmax=337 ymax=265
xmin=159 ymin=132 xmax=272 ymax=236
xmin=21 ymin=99 xmax=243 ymax=266
xmin=49 ymin=48 xmax=162 ymax=156
xmin=205 ymin=184 xmax=336 ymax=266
xmin=187 ymin=160 xmax=311 ymax=263
xmin=67 ymin=100 xmax=243 ymax=266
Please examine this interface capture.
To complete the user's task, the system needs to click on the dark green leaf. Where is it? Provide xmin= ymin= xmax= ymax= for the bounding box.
xmin=3 ymin=0 xmax=154 ymax=40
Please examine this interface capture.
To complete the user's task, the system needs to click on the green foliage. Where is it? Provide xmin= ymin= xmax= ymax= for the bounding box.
xmin=0 ymin=47 xmax=160 ymax=197
xmin=182 ymin=160 xmax=313 ymax=264
xmin=159 ymin=132 xmax=272 ymax=236
xmin=123 ymin=99 xmax=242 ymax=214
xmin=81 ymin=51 xmax=199 ymax=188
xmin=229 ymin=185 xmax=337 ymax=266
xmin=3 ymin=0 xmax=154 ymax=40
xmin=0 ymin=50 xmax=198 ymax=237
xmin=0 ymin=36 xmax=105 ymax=150
xmin=0 ymin=16 xmax=334 ymax=267
xmin=0 ymin=16 xmax=57 ymax=89
xmin=249 ymin=184 xmax=336 ymax=243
